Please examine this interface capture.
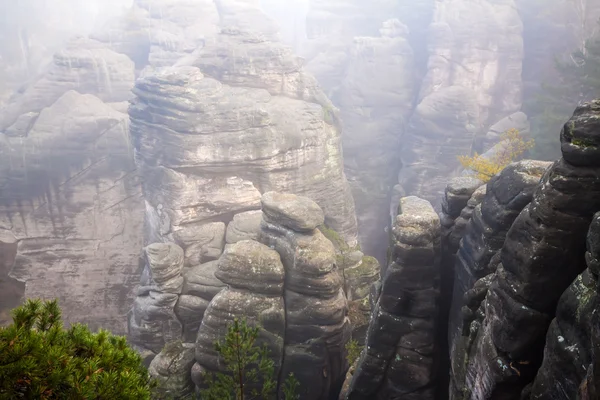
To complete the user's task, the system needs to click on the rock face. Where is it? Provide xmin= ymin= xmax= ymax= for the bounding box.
xmin=339 ymin=19 xmax=418 ymax=262
xmin=0 ymin=38 xmax=135 ymax=132
xmin=0 ymin=88 xmax=143 ymax=333
xmin=529 ymin=212 xmax=600 ymax=399
xmin=130 ymin=44 xmax=358 ymax=249
xmin=192 ymin=240 xmax=286 ymax=393
xmin=451 ymin=101 xmax=600 ymax=399
xmin=396 ymin=0 xmax=524 ymax=206
xmin=93 ymin=0 xmax=219 ymax=70
xmin=191 ymin=192 xmax=350 ymax=399
xmin=346 ymin=196 xmax=441 ymax=400
xmin=259 ymin=192 xmax=351 ymax=399
xmin=449 ymin=160 xmax=550 ymax=356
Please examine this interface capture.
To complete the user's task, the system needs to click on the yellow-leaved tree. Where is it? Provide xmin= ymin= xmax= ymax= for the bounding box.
xmin=458 ymin=128 xmax=534 ymax=182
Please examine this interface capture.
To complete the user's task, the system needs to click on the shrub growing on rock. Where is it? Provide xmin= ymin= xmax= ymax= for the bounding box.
xmin=458 ymin=128 xmax=534 ymax=182
xmin=0 ymin=299 xmax=154 ymax=399
xmin=200 ymin=318 xmax=298 ymax=400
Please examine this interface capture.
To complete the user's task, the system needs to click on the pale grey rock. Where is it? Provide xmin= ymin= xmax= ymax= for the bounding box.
xmin=130 ymin=64 xmax=357 ymax=245
xmin=0 ymin=38 xmax=135 ymax=132
xmin=129 ymin=242 xmax=185 ymax=354
xmin=216 ymin=240 xmax=284 ymax=295
xmin=93 ymin=0 xmax=219 ymax=69
xmin=171 ymin=222 xmax=226 ymax=267
xmin=259 ymin=193 xmax=350 ymax=400
xmin=262 ymin=192 xmax=325 ymax=233
xmin=182 ymin=261 xmax=226 ymax=301
xmin=1 ymin=90 xmax=143 ymax=334
xmin=225 ymin=210 xmax=262 ymax=244
xmin=339 ymin=20 xmax=417 ymax=262
xmin=397 ymin=0 xmax=524 ymax=206
xmin=482 ymin=112 xmax=530 ymax=152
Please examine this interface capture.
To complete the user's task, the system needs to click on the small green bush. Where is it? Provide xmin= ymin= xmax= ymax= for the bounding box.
xmin=0 ymin=299 xmax=154 ymax=399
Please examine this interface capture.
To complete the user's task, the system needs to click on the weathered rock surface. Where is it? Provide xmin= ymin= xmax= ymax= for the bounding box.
xmin=93 ymin=0 xmax=219 ymax=70
xmin=528 ymin=211 xmax=600 ymax=399
xmin=452 ymin=100 xmax=600 ymax=399
xmin=192 ymin=240 xmax=285 ymax=392
xmin=397 ymin=0 xmax=524 ymax=206
xmin=149 ymin=341 xmax=196 ymax=398
xmin=225 ymin=210 xmax=262 ymax=244
xmin=262 ymin=191 xmax=324 ymax=233
xmin=0 ymin=38 xmax=135 ymax=133
xmin=339 ymin=19 xmax=417 ymax=262
xmin=1 ymin=90 xmax=143 ymax=333
xmin=129 ymin=243 xmax=185 ymax=355
xmin=130 ymin=58 xmax=358 ymax=248
xmin=259 ymin=192 xmax=351 ymax=399
xmin=346 ymin=196 xmax=441 ymax=400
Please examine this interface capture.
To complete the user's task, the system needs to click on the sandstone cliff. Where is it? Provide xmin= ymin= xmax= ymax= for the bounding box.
xmin=450 ymin=100 xmax=600 ymax=398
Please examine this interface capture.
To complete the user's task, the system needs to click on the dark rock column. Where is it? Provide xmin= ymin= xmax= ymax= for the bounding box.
xmin=346 ymin=196 xmax=441 ymax=400
xmin=528 ymin=212 xmax=600 ymax=399
xmin=449 ymin=160 xmax=550 ymax=376
xmin=454 ymin=100 xmax=600 ymax=399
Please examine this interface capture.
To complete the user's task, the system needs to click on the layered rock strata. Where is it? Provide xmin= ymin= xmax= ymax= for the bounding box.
xmin=452 ymin=100 xmax=600 ymax=399
xmin=259 ymin=192 xmax=351 ymax=399
xmin=346 ymin=196 xmax=441 ymax=400
xmin=130 ymin=55 xmax=358 ymax=250
xmin=1 ymin=89 xmax=143 ymax=333
xmin=528 ymin=211 xmax=600 ymax=399
xmin=192 ymin=239 xmax=286 ymax=394
xmin=449 ymin=160 xmax=550 ymax=355
xmin=338 ymin=19 xmax=417 ymax=262
xmin=396 ymin=0 xmax=524 ymax=206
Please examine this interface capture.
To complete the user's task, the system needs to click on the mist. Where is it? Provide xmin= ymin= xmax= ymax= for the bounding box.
xmin=1 ymin=1 xmax=600 ymax=399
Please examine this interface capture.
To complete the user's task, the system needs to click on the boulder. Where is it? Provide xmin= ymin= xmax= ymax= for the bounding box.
xmin=262 ymin=192 xmax=325 ymax=233
xmin=225 ymin=210 xmax=262 ymax=244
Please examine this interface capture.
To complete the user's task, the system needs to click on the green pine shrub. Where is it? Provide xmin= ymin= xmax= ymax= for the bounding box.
xmin=0 ymin=299 xmax=154 ymax=399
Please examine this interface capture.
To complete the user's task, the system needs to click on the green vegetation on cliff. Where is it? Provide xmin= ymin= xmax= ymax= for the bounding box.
xmin=200 ymin=318 xmax=298 ymax=400
xmin=0 ymin=299 xmax=154 ymax=399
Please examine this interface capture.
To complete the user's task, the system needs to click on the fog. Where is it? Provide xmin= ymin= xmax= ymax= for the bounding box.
xmin=1 ymin=0 xmax=600 ymax=399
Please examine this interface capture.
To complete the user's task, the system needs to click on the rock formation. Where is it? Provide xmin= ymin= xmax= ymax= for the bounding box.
xmin=396 ymin=0 xmax=524 ymax=206
xmin=449 ymin=160 xmax=550 ymax=354
xmin=452 ymin=100 xmax=600 ymax=399
xmin=192 ymin=239 xmax=286 ymax=394
xmin=338 ymin=19 xmax=417 ymax=262
xmin=346 ymin=196 xmax=440 ymax=400
xmin=0 ymin=87 xmax=143 ymax=333
xmin=528 ymin=211 xmax=600 ymax=399
xmin=129 ymin=28 xmax=359 ymax=249
xmin=190 ymin=192 xmax=350 ymax=399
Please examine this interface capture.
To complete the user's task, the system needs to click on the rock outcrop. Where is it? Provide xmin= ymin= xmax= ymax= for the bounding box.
xmin=259 ymin=192 xmax=351 ymax=399
xmin=1 ymin=89 xmax=143 ymax=333
xmin=452 ymin=100 xmax=600 ymax=399
xmin=0 ymin=38 xmax=135 ymax=132
xmin=346 ymin=196 xmax=440 ymax=399
xmin=130 ymin=43 xmax=358 ymax=250
xmin=339 ymin=19 xmax=417 ymax=262
xmin=528 ymin=211 xmax=600 ymax=399
xmin=192 ymin=239 xmax=286 ymax=393
xmin=396 ymin=0 xmax=524 ymax=207
xmin=189 ymin=192 xmax=350 ymax=399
